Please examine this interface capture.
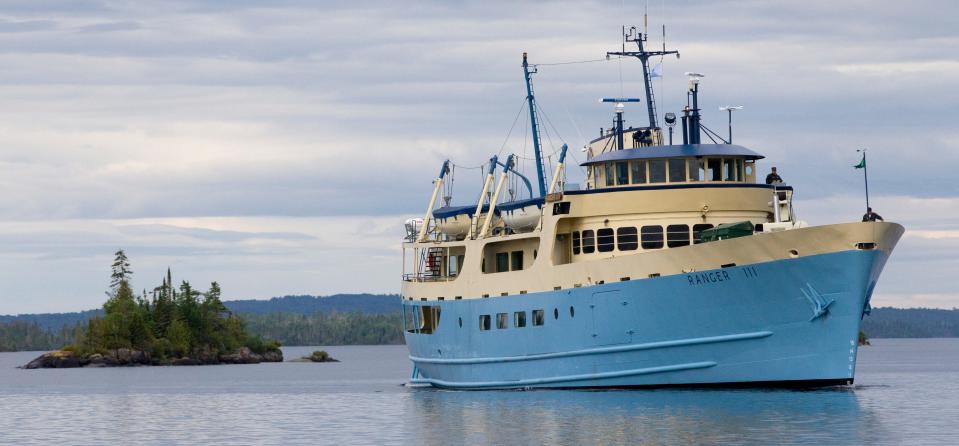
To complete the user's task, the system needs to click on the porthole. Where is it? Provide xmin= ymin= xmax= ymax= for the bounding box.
xmin=789 ymin=249 xmax=799 ymax=258
xmin=554 ymin=308 xmax=559 ymax=319
xmin=569 ymin=306 xmax=575 ymax=318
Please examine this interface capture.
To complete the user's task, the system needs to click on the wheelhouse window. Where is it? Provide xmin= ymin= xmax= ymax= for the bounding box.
xmin=495 ymin=252 xmax=509 ymax=272
xmin=687 ymin=158 xmax=701 ymax=181
xmin=597 ymin=228 xmax=615 ymax=252
xmin=511 ymin=251 xmax=524 ymax=271
xmin=532 ymin=309 xmax=545 ymax=326
xmin=707 ymin=158 xmax=722 ymax=181
xmin=667 ymin=224 xmax=691 ymax=247
xmin=496 ymin=313 xmax=508 ymax=329
xmin=617 ymin=227 xmax=638 ymax=250
xmin=693 ymin=224 xmax=714 ymax=244
xmin=630 ymin=160 xmax=647 ymax=184
xmin=479 ymin=314 xmax=491 ymax=331
xmin=514 ymin=311 xmax=527 ymax=328
xmin=668 ymin=159 xmax=686 ymax=183
xmin=724 ymin=159 xmax=737 ymax=181
xmin=572 ymin=231 xmax=581 ymax=254
xmin=582 ymin=230 xmax=595 ymax=253
xmin=616 ymin=162 xmax=629 ymax=185
xmin=641 ymin=226 xmax=664 ymax=249
xmin=648 ymin=159 xmax=667 ymax=183
xmin=605 ymin=163 xmax=615 ymax=186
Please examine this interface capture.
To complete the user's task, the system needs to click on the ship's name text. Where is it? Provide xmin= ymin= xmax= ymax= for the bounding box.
xmin=686 ymin=271 xmax=731 ymax=286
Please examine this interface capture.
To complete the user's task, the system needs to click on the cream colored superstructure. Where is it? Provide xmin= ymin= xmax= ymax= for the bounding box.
xmin=402 ymin=146 xmax=900 ymax=303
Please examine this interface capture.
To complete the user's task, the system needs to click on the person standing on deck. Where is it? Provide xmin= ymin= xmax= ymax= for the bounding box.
xmin=765 ymin=167 xmax=783 ymax=185
xmin=862 ymin=207 xmax=884 ymax=222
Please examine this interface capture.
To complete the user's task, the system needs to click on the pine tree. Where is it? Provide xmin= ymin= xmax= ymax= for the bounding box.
xmin=109 ymin=249 xmax=133 ymax=292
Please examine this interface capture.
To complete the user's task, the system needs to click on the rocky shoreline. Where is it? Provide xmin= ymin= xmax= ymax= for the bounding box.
xmin=21 ymin=347 xmax=283 ymax=369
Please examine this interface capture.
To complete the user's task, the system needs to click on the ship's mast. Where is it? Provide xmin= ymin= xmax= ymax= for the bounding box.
xmin=522 ymin=52 xmax=547 ymax=198
xmin=606 ymin=26 xmax=679 ymax=129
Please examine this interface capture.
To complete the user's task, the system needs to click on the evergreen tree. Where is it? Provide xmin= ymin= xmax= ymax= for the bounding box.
xmin=109 ymin=249 xmax=133 ymax=292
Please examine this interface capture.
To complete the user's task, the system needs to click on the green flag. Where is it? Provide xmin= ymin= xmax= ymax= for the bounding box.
xmin=854 ymin=155 xmax=866 ymax=169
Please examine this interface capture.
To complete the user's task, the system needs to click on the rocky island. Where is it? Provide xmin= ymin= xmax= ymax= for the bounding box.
xmin=22 ymin=250 xmax=283 ymax=369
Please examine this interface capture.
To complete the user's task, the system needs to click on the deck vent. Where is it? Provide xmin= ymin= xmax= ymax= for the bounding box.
xmin=420 ymin=298 xmax=427 ymax=301
xmin=620 ymin=277 xmax=631 ymax=282
xmin=438 ymin=297 xmax=445 ymax=301
xmin=721 ymin=263 xmax=737 ymax=268
xmin=573 ymin=283 xmax=582 ymax=288
xmin=482 ymin=294 xmax=490 ymax=298
xmin=500 ymin=292 xmax=508 ymax=296
xmin=648 ymin=273 xmax=661 ymax=278
xmin=597 ymin=280 xmax=605 ymax=285
xmin=856 ymin=242 xmax=877 ymax=250
xmin=455 ymin=296 xmax=463 ymax=300
xmin=520 ymin=290 xmax=527 ymax=295
xmin=553 ymin=286 xmax=562 ymax=291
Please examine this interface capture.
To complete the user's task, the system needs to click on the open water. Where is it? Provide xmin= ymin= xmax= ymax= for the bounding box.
xmin=0 ymin=339 xmax=956 ymax=445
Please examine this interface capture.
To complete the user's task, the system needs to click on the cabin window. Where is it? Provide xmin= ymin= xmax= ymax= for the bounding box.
xmin=479 ymin=314 xmax=491 ymax=331
xmin=648 ymin=159 xmax=667 ymax=183
xmin=514 ymin=311 xmax=527 ymax=328
xmin=707 ymin=158 xmax=722 ymax=181
xmin=582 ymin=230 xmax=595 ymax=254
xmin=687 ymin=159 xmax=701 ymax=181
xmin=736 ymin=159 xmax=744 ymax=182
xmin=631 ymin=160 xmax=647 ymax=184
xmin=617 ymin=227 xmax=638 ymax=250
xmin=495 ymin=252 xmax=509 ymax=273
xmin=496 ymin=313 xmax=508 ymax=329
xmin=724 ymin=159 xmax=737 ymax=181
xmin=668 ymin=159 xmax=686 ymax=183
xmin=532 ymin=309 xmax=545 ymax=326
xmin=744 ymin=160 xmax=755 ymax=182
xmin=693 ymin=224 xmax=714 ymax=244
xmin=616 ymin=162 xmax=629 ymax=185
xmin=641 ymin=226 xmax=664 ymax=249
xmin=572 ymin=231 xmax=581 ymax=254
xmin=405 ymin=305 xmax=441 ymax=334
xmin=511 ymin=251 xmax=524 ymax=271
xmin=667 ymin=224 xmax=691 ymax=247
xmin=597 ymin=228 xmax=615 ymax=252
xmin=605 ymin=163 xmax=615 ymax=186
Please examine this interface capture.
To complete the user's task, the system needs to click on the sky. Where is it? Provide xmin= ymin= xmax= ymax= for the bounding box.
xmin=0 ymin=0 xmax=956 ymax=314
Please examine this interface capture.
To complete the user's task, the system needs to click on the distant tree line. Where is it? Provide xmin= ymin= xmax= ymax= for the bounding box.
xmin=241 ymin=312 xmax=404 ymax=346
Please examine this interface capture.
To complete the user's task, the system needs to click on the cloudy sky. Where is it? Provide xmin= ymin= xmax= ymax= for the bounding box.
xmin=0 ymin=0 xmax=956 ymax=314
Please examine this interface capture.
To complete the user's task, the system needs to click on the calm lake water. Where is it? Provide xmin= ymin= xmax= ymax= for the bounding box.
xmin=1 ymin=339 xmax=956 ymax=445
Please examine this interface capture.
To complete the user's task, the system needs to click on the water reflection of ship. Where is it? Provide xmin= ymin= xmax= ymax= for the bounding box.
xmin=404 ymin=388 xmax=889 ymax=445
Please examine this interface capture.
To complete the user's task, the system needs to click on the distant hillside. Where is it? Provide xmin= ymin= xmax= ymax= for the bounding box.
xmin=861 ymin=307 xmax=959 ymax=338
xmin=0 ymin=310 xmax=101 ymax=332
xmin=224 ymin=294 xmax=401 ymax=315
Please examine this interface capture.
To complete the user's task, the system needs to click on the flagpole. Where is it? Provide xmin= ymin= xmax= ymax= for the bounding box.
xmin=858 ymin=149 xmax=870 ymax=210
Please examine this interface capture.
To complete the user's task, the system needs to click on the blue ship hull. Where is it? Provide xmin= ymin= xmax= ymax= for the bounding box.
xmin=404 ymin=248 xmax=889 ymax=389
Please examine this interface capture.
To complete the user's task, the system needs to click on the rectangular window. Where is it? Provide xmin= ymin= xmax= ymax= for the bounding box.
xmin=648 ymin=159 xmax=667 ymax=183
xmin=572 ymin=231 xmax=581 ymax=255
xmin=617 ymin=227 xmax=638 ymax=251
xmin=496 ymin=313 xmax=508 ymax=329
xmin=736 ymin=159 xmax=744 ymax=182
xmin=495 ymin=252 xmax=509 ymax=273
xmin=724 ymin=159 xmax=736 ymax=181
xmin=582 ymin=230 xmax=595 ymax=254
xmin=605 ymin=163 xmax=615 ymax=186
xmin=514 ymin=311 xmax=527 ymax=328
xmin=479 ymin=314 xmax=491 ymax=331
xmin=641 ymin=226 xmax=664 ymax=249
xmin=667 ymin=224 xmax=691 ymax=247
xmin=616 ymin=162 xmax=629 ymax=185
xmin=511 ymin=251 xmax=524 ymax=271
xmin=597 ymin=228 xmax=615 ymax=252
xmin=707 ymin=158 xmax=722 ymax=181
xmin=630 ymin=160 xmax=647 ymax=184
xmin=693 ymin=224 xmax=714 ymax=244
xmin=668 ymin=159 xmax=686 ymax=183
xmin=532 ymin=309 xmax=545 ymax=326
xmin=687 ymin=159 xmax=701 ymax=181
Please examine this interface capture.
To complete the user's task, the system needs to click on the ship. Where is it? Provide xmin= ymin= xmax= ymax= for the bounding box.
xmin=400 ymin=26 xmax=903 ymax=390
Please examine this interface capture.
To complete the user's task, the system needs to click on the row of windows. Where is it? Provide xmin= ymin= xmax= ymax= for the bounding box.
xmin=572 ymin=224 xmax=714 ymax=254
xmin=477 ymin=306 xmax=575 ymax=331
xmin=494 ymin=250 xmax=524 ymax=273
xmin=598 ymin=157 xmax=753 ymax=186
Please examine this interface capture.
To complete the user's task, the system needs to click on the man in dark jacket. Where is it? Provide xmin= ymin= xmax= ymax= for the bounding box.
xmin=862 ymin=207 xmax=884 ymax=222
xmin=765 ymin=167 xmax=783 ymax=185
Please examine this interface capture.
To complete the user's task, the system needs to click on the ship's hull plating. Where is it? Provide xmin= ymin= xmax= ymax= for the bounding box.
xmin=404 ymin=248 xmax=889 ymax=390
